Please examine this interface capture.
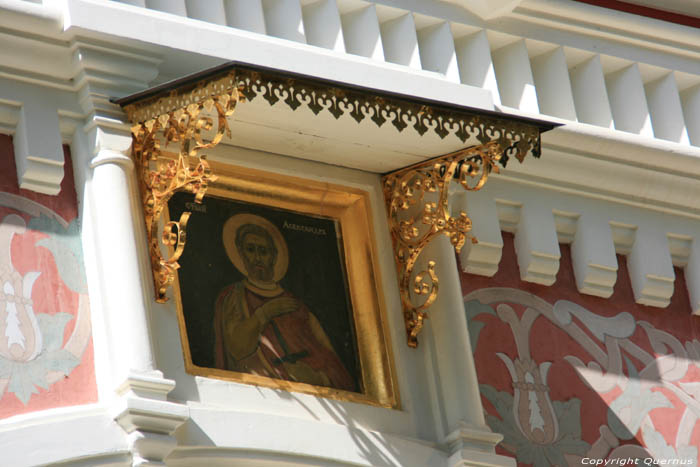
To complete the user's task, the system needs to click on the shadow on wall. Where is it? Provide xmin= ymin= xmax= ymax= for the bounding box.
xmin=461 ymin=235 xmax=700 ymax=466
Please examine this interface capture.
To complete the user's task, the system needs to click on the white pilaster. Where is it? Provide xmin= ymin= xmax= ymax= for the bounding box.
xmin=645 ymin=73 xmax=690 ymax=144
xmin=14 ymin=96 xmax=64 ymax=195
xmin=145 ymin=0 xmax=187 ymax=17
xmin=416 ymin=22 xmax=460 ymax=83
xmin=380 ymin=13 xmax=422 ymax=69
xmin=491 ymin=40 xmax=539 ymax=113
xmin=627 ymin=227 xmax=675 ymax=307
xmin=262 ymin=0 xmax=307 ymax=43
xmin=571 ymin=214 xmax=618 ymax=298
xmin=185 ymin=0 xmax=227 ymax=25
xmin=514 ymin=203 xmax=560 ymax=285
xmin=340 ymin=4 xmax=384 ymax=60
xmin=455 ymin=190 xmax=503 ymax=277
xmin=422 ymin=236 xmax=514 ymax=467
xmin=681 ymin=85 xmax=700 ymax=146
xmin=454 ymin=30 xmax=501 ymax=105
xmin=569 ymin=55 xmax=614 ymax=128
xmin=605 ymin=63 xmax=654 ymax=137
xmin=531 ymin=47 xmax=577 ymax=120
xmin=224 ymin=0 xmax=267 ymax=33
xmin=302 ymin=0 xmax=345 ymax=52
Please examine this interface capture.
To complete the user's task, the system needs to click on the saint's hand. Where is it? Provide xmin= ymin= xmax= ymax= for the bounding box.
xmin=256 ymin=297 xmax=299 ymax=324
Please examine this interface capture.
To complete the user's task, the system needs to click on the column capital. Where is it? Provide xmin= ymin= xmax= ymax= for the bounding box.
xmin=112 ymin=371 xmax=189 ymax=466
xmin=445 ymin=422 xmax=516 ymax=467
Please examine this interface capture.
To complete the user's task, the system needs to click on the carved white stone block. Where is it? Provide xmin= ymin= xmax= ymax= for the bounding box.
xmin=379 ymin=13 xmax=421 ymax=69
xmin=146 ymin=0 xmax=187 ymax=17
xmin=627 ymin=228 xmax=675 ymax=307
xmin=302 ymin=0 xmax=345 ymax=52
xmin=262 ymin=0 xmax=306 ymax=43
xmin=681 ymin=85 xmax=700 ymax=146
xmin=605 ymin=63 xmax=654 ymax=137
xmin=514 ymin=203 xmax=560 ymax=285
xmin=646 ymin=73 xmax=690 ymax=144
xmin=14 ymin=98 xmax=64 ymax=195
xmin=569 ymin=55 xmax=613 ymax=128
xmin=531 ymin=47 xmax=577 ymax=121
xmin=571 ymin=215 xmax=618 ymax=298
xmin=340 ymin=4 xmax=384 ymax=60
xmin=416 ymin=21 xmax=460 ymax=83
xmin=456 ymin=191 xmax=503 ymax=276
xmin=224 ymin=0 xmax=266 ymax=33
xmin=491 ymin=40 xmax=539 ymax=113
xmin=186 ymin=0 xmax=227 ymax=25
xmin=454 ymin=30 xmax=501 ymax=105
xmin=686 ymin=241 xmax=700 ymax=315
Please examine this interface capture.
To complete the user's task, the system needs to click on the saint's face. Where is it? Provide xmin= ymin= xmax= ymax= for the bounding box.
xmin=240 ymin=233 xmax=275 ymax=282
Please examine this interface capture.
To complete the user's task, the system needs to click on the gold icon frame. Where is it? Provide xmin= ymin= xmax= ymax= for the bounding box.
xmin=169 ymin=161 xmax=399 ymax=409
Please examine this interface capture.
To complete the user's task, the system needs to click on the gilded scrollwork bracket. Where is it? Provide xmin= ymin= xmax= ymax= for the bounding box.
xmin=124 ymin=74 xmax=242 ymax=302
xmin=383 ymin=138 xmax=541 ymax=348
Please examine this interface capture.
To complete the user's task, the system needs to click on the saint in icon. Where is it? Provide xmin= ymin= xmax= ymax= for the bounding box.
xmin=213 ymin=213 xmax=355 ymax=391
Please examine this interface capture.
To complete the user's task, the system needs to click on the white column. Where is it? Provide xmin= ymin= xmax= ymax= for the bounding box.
xmin=454 ymin=30 xmax=501 ymax=105
xmin=302 ymin=0 xmax=345 ymax=52
xmin=514 ymin=202 xmax=560 ymax=285
xmin=628 ymin=227 xmax=675 ymax=307
xmin=262 ymin=0 xmax=306 ymax=43
xmin=185 ymin=0 xmax=227 ymax=25
xmin=605 ymin=63 xmax=654 ymax=137
xmin=569 ymin=55 xmax=614 ymax=128
xmin=416 ymin=22 xmax=460 ymax=83
xmin=146 ymin=0 xmax=187 ymax=16
xmin=14 ymin=95 xmax=64 ymax=195
xmin=491 ymin=40 xmax=539 ymax=113
xmin=86 ymin=126 xmax=158 ymax=387
xmin=224 ymin=0 xmax=266 ymax=33
xmin=422 ymin=235 xmax=513 ymax=466
xmin=531 ymin=47 xmax=577 ymax=120
xmin=645 ymin=73 xmax=690 ymax=144
xmin=340 ymin=4 xmax=384 ymax=60
xmin=571 ymin=214 xmax=618 ymax=298
xmin=380 ymin=13 xmax=421 ymax=69
xmin=681 ymin=85 xmax=700 ymax=147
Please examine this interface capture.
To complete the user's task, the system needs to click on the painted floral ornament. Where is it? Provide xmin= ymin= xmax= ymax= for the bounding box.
xmin=0 ymin=214 xmax=42 ymax=363
xmin=0 ymin=211 xmax=88 ymax=405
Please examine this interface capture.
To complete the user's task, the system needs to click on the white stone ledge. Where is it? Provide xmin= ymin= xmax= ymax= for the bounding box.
xmin=0 ymin=405 xmax=129 ymax=467
xmin=174 ymin=407 xmax=447 ymax=467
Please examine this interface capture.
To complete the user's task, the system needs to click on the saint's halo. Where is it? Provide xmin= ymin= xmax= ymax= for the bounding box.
xmin=222 ymin=213 xmax=289 ymax=282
